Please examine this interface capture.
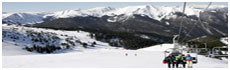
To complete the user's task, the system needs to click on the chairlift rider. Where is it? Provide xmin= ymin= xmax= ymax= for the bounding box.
xmin=175 ymin=54 xmax=186 ymax=68
xmin=163 ymin=54 xmax=175 ymax=68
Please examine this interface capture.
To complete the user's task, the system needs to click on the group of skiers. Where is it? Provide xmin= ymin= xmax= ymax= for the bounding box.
xmin=163 ymin=53 xmax=193 ymax=68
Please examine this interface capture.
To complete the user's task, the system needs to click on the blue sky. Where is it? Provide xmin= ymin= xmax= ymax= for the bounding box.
xmin=3 ymin=2 xmax=228 ymax=12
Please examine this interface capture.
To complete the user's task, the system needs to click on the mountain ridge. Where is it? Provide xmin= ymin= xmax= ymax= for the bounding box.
xmin=2 ymin=4 xmax=228 ymax=24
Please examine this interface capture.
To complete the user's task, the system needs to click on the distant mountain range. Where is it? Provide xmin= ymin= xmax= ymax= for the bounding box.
xmin=3 ymin=5 xmax=227 ymax=24
xmin=2 ymin=4 xmax=228 ymax=40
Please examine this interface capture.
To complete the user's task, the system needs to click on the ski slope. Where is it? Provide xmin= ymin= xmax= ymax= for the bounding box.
xmin=2 ymin=42 xmax=37 ymax=56
xmin=2 ymin=24 xmax=228 ymax=68
xmin=2 ymin=43 xmax=228 ymax=68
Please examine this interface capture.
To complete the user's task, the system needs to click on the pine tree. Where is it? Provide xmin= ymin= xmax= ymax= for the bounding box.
xmin=82 ymin=43 xmax=88 ymax=48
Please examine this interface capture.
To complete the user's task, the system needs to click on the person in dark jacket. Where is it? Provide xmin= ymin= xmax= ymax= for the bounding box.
xmin=164 ymin=54 xmax=175 ymax=68
xmin=176 ymin=54 xmax=186 ymax=68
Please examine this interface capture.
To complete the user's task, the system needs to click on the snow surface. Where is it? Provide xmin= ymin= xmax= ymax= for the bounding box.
xmin=2 ymin=41 xmax=37 ymax=56
xmin=2 ymin=23 xmax=228 ymax=68
xmin=2 ymin=43 xmax=228 ymax=68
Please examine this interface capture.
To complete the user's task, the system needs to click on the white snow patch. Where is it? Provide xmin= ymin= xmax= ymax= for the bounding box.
xmin=165 ymin=22 xmax=170 ymax=25
xmin=139 ymin=44 xmax=174 ymax=51
xmin=2 ymin=41 xmax=37 ymax=56
xmin=140 ymin=35 xmax=150 ymax=39
xmin=220 ymin=37 xmax=228 ymax=45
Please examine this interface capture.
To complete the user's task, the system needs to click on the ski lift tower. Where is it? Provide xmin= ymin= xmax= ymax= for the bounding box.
xmin=171 ymin=35 xmax=182 ymax=54
xmin=164 ymin=35 xmax=183 ymax=57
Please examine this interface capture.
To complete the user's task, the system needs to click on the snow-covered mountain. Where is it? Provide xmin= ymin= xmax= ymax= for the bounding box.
xmin=44 ymin=7 xmax=116 ymax=18
xmin=44 ymin=5 xmax=227 ymax=21
xmin=3 ymin=4 xmax=227 ymax=24
xmin=34 ymin=5 xmax=228 ymax=39
xmin=2 ymin=12 xmax=47 ymax=24
xmin=3 ymin=4 xmax=227 ymax=43
xmin=44 ymin=5 xmax=197 ymax=21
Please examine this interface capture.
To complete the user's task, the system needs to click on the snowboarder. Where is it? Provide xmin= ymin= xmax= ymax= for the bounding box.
xmin=176 ymin=54 xmax=186 ymax=68
xmin=164 ymin=54 xmax=175 ymax=68
xmin=185 ymin=54 xmax=193 ymax=68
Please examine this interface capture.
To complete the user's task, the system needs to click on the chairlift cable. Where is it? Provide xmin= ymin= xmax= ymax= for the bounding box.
xmin=180 ymin=21 xmax=198 ymax=42
xmin=180 ymin=2 xmax=212 ymax=43
xmin=204 ymin=2 xmax=212 ymax=11
xmin=177 ymin=2 xmax=187 ymax=41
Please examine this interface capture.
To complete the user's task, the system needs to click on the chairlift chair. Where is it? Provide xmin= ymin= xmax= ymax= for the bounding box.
xmin=210 ymin=47 xmax=228 ymax=58
xmin=163 ymin=48 xmax=198 ymax=64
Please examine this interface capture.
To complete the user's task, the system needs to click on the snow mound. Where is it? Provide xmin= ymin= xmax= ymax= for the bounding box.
xmin=139 ymin=44 xmax=174 ymax=51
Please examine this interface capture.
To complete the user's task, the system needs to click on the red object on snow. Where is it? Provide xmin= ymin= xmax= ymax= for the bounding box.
xmin=163 ymin=60 xmax=166 ymax=64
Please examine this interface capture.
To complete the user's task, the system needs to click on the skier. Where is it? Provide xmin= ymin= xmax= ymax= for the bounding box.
xmin=176 ymin=54 xmax=186 ymax=68
xmin=164 ymin=54 xmax=175 ymax=68
xmin=185 ymin=54 xmax=193 ymax=68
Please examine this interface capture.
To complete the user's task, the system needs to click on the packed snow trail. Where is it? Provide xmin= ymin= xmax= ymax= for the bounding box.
xmin=2 ymin=43 xmax=227 ymax=68
xmin=2 ymin=41 xmax=37 ymax=56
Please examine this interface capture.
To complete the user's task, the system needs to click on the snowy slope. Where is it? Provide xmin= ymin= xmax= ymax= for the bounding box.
xmin=2 ymin=24 xmax=228 ymax=68
xmin=2 ymin=41 xmax=37 ymax=56
xmin=2 ymin=43 xmax=227 ymax=68
xmin=2 ymin=12 xmax=47 ymax=24
xmin=3 ymin=26 xmax=227 ymax=68
xmin=2 ymin=24 xmax=117 ymax=54
xmin=139 ymin=44 xmax=175 ymax=51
